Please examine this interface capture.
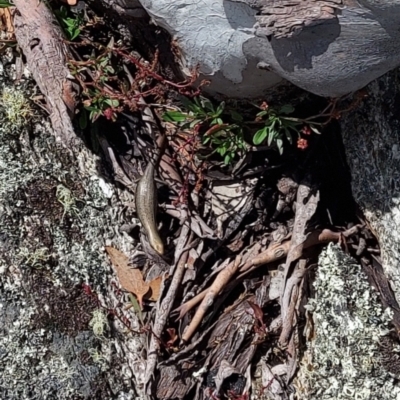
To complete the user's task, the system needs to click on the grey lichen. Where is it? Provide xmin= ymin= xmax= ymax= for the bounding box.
xmin=0 ymin=86 xmax=33 ymax=132
xmin=295 ymin=243 xmax=400 ymax=400
xmin=0 ymin=73 xmax=145 ymax=398
xmin=90 ymin=308 xmax=109 ymax=337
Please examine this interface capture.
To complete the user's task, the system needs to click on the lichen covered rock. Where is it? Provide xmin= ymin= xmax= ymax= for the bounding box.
xmin=0 ymin=83 xmax=146 ymax=399
xmin=296 ymin=244 xmax=400 ymax=400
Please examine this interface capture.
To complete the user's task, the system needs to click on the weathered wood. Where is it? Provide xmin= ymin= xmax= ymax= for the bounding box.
xmin=130 ymin=0 xmax=400 ymax=98
xmin=13 ymin=0 xmax=79 ymax=147
xmin=248 ymin=0 xmax=344 ymax=39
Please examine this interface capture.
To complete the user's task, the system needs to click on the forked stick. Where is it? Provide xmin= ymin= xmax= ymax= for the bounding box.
xmin=178 ymin=226 xmax=360 ymax=342
xmin=181 ymin=255 xmax=242 ymax=343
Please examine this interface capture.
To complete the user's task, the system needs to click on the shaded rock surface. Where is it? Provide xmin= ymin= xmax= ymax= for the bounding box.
xmin=341 ymin=69 xmax=400 ymax=304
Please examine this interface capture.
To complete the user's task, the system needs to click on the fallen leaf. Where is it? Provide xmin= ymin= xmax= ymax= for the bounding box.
xmin=146 ymin=275 xmax=164 ymax=301
xmin=105 ymin=246 xmax=149 ymax=308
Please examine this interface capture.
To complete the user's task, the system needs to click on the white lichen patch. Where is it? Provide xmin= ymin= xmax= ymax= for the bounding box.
xmin=90 ymin=308 xmax=109 ymax=337
xmin=0 ymin=86 xmax=33 ymax=130
xmin=0 ymin=80 xmax=144 ymax=398
xmin=295 ymin=243 xmax=400 ymax=400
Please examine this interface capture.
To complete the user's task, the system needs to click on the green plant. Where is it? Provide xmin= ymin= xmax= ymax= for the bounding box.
xmin=252 ymin=104 xmax=297 ymax=153
xmin=56 ymin=6 xmax=84 ymax=41
xmin=0 ymin=0 xmax=12 ymax=8
xmin=252 ymin=103 xmax=319 ymax=154
xmin=67 ymin=33 xmax=201 ymax=124
xmin=163 ymin=97 xmax=324 ymax=162
xmin=163 ymin=96 xmax=247 ymax=165
xmin=83 ymin=92 xmax=120 ymax=122
xmin=163 ymin=96 xmax=225 ymax=128
xmin=202 ymin=121 xmax=247 ymax=165
xmin=69 ymin=51 xmax=122 ymax=122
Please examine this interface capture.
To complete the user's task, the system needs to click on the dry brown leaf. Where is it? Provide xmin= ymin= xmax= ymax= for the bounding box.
xmin=105 ymin=246 xmax=150 ymax=308
xmin=146 ymin=275 xmax=163 ymax=302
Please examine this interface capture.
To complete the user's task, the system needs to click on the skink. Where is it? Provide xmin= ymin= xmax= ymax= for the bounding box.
xmin=135 ymin=135 xmax=166 ymax=255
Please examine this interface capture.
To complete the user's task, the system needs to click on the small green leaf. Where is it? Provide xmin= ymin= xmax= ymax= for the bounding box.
xmin=70 ymin=29 xmax=81 ymax=41
xmin=203 ymin=136 xmax=211 ymax=144
xmin=105 ymin=66 xmax=115 ymax=74
xmin=210 ymin=117 xmax=223 ymax=125
xmin=215 ymin=101 xmax=225 ymax=116
xmin=129 ymin=294 xmax=144 ymax=325
xmin=64 ymin=19 xmax=74 ymax=27
xmin=310 ymin=125 xmax=321 ymax=134
xmin=224 ymin=153 xmax=232 ymax=165
xmin=193 ymin=97 xmax=202 ymax=108
xmin=267 ymin=129 xmax=277 ymax=146
xmin=162 ymin=111 xmax=187 ymax=122
xmin=253 ymin=127 xmax=268 ymax=145
xmin=279 ymin=104 xmax=295 ymax=115
xmin=105 ymin=99 xmax=120 ymax=107
xmin=189 ymin=119 xmax=202 ymax=128
xmin=99 ymin=58 xmax=109 ymax=67
xmin=218 ymin=146 xmax=227 ymax=156
xmin=282 ymin=118 xmax=300 ymax=129
xmin=256 ymin=110 xmax=268 ymax=118
xmin=267 ymin=118 xmax=277 ymax=131
xmin=200 ymin=97 xmax=214 ymax=112
xmin=189 ymin=100 xmax=205 ymax=115
xmin=284 ymin=128 xmax=293 ymax=144
xmin=276 ymin=138 xmax=284 ymax=154
xmin=89 ymin=109 xmax=101 ymax=122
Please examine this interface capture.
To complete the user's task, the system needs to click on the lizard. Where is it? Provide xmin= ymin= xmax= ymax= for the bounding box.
xmin=135 ymin=132 xmax=167 ymax=255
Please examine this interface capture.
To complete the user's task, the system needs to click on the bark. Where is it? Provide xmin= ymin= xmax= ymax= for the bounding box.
xmin=124 ymin=0 xmax=400 ymax=98
xmin=13 ymin=0 xmax=80 ymax=147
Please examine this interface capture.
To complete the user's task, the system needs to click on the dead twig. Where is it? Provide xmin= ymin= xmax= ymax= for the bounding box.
xmin=181 ymin=255 xmax=242 ymax=343
xmin=279 ymin=262 xmax=307 ymax=347
xmin=145 ymin=222 xmax=192 ymax=392
xmin=13 ymin=0 xmax=79 ymax=147
xmin=176 ymin=226 xmax=360 ymax=333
